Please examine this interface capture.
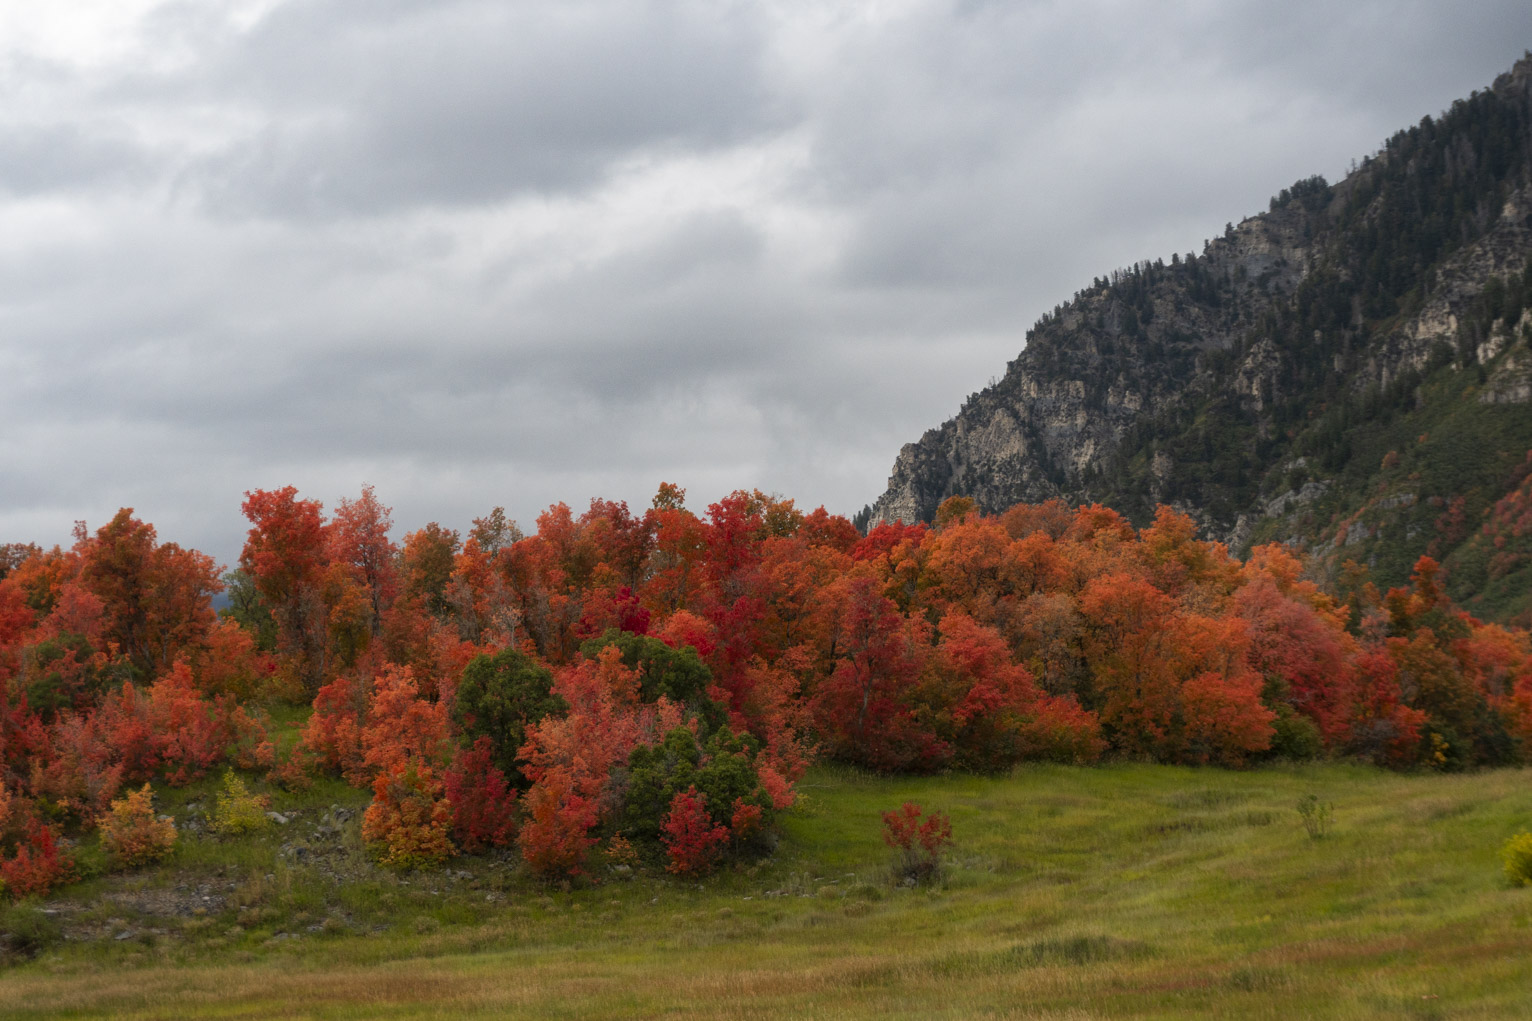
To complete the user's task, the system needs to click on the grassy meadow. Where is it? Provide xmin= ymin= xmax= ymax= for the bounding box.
xmin=1 ymin=761 xmax=1530 ymax=1019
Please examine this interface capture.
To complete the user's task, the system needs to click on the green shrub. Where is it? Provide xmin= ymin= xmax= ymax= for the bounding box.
xmin=1502 ymin=831 xmax=1532 ymax=887
xmin=621 ymin=726 xmax=771 ymax=850
xmin=453 ymin=648 xmax=565 ymax=785
xmin=0 ymin=901 xmax=62 ymax=959
xmin=579 ymin=630 xmax=725 ymax=728
xmin=1296 ymin=794 xmax=1333 ymax=840
xmin=211 ymin=771 xmax=269 ymax=835
xmin=1267 ymin=708 xmax=1322 ymax=761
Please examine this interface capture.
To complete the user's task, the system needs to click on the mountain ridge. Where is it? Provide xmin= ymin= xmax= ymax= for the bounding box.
xmin=867 ymin=53 xmax=1532 ymax=623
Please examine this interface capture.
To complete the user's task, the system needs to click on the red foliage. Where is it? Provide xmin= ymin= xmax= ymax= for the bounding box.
xmin=0 ymin=578 xmax=33 ymax=650
xmin=1347 ymin=649 xmax=1427 ymax=768
xmin=798 ymin=508 xmax=862 ymax=553
xmin=1235 ymin=574 xmax=1355 ymax=743
xmin=240 ymin=487 xmax=328 ymax=687
xmin=851 ymin=521 xmax=929 ymax=563
xmin=192 ymin=617 xmax=274 ymax=701
xmin=4 ymin=480 xmax=1530 ymax=909
xmin=443 ymin=737 xmax=518 ymax=852
xmin=1078 ymin=572 xmax=1182 ymax=758
xmin=360 ymin=664 xmax=451 ymax=778
xmin=147 ymin=660 xmax=229 ymax=785
xmin=653 ymin=610 xmax=717 ymax=659
xmin=26 ymin=714 xmax=124 ymax=821
xmin=729 ymin=798 xmax=765 ymax=843
xmin=923 ymin=611 xmax=1102 ymax=768
xmin=881 ymin=801 xmax=952 ymax=884
xmin=92 ymin=682 xmax=160 ymax=782
xmin=327 ymin=484 xmax=399 ymax=631
xmin=1178 ymin=672 xmax=1274 ymax=766
xmin=810 ymin=572 xmax=941 ymax=771
xmin=519 ymin=647 xmax=684 ymax=804
xmin=662 ymin=786 xmax=729 ymax=876
xmin=361 ymin=759 xmax=454 ymax=869
xmin=1 ymin=819 xmax=75 ymax=899
xmin=881 ymin=801 xmax=952 ymax=856
xmin=517 ymin=773 xmax=598 ymax=879
xmin=297 ymin=673 xmax=367 ymax=781
xmin=75 ymin=509 xmax=221 ymax=675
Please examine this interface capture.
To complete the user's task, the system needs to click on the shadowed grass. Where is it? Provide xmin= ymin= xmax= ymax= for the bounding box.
xmin=2 ymin=762 xmax=1530 ymax=1018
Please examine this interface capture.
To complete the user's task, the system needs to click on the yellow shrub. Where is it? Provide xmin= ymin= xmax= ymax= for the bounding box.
xmin=1503 ymin=831 xmax=1532 ymax=887
xmin=211 ymin=771 xmax=270 ymax=836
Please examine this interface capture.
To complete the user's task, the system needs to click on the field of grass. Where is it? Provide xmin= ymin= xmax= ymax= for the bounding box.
xmin=2 ymin=761 xmax=1530 ymax=1019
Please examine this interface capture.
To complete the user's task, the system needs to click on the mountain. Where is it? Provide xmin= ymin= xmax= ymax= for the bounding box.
xmin=866 ymin=54 xmax=1532 ymax=625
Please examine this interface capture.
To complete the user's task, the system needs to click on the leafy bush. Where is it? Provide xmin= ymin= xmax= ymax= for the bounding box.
xmin=0 ymin=821 xmax=75 ymax=900
xmin=98 ymin=783 xmax=176 ymax=867
xmin=602 ymin=834 xmax=640 ymax=872
xmin=211 ymin=770 xmax=269 ymax=835
xmin=1266 ymin=707 xmax=1323 ymax=761
xmin=453 ymin=648 xmax=565 ymax=785
xmin=443 ymin=737 xmax=517 ymax=853
xmin=1503 ymin=831 xmax=1532 ymax=887
xmin=882 ymin=802 xmax=952 ymax=886
xmin=621 ymin=726 xmax=771 ymax=846
xmin=1296 ymin=794 xmax=1333 ymax=840
xmin=0 ymin=901 xmax=62 ymax=958
xmin=517 ymin=774 xmax=598 ymax=880
xmin=662 ymin=787 xmax=729 ymax=876
xmin=580 ymin=630 xmax=724 ymax=726
xmin=362 ymin=759 xmax=455 ymax=870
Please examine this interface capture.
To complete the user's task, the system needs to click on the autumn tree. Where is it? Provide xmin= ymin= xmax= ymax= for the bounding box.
xmin=240 ymin=488 xmax=328 ymax=691
xmin=327 ymin=484 xmax=398 ymax=633
xmin=401 ymin=523 xmax=459 ymax=618
xmin=76 ymin=509 xmax=221 ymax=677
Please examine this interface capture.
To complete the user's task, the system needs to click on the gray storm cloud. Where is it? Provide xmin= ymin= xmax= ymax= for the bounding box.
xmin=2 ymin=0 xmax=1530 ymax=565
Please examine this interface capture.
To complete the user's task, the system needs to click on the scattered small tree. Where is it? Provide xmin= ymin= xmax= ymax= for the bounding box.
xmin=882 ymin=802 xmax=952 ymax=886
xmin=1296 ymin=794 xmax=1333 ymax=840
xmin=211 ymin=770 xmax=269 ymax=835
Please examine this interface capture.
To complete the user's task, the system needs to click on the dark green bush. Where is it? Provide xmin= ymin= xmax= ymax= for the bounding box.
xmin=0 ymin=901 xmax=62 ymax=959
xmin=453 ymin=648 xmax=565 ymax=785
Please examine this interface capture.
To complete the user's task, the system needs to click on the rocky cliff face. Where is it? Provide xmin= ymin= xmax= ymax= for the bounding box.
xmin=872 ymin=197 xmax=1319 ymax=526
xmin=869 ymin=55 xmax=1532 ymax=621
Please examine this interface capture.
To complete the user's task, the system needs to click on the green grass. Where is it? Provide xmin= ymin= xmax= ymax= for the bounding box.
xmin=3 ymin=762 xmax=1531 ymax=1018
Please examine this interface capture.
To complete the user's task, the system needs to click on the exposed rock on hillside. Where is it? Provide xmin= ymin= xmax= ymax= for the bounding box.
xmin=869 ymin=54 xmax=1532 ymax=622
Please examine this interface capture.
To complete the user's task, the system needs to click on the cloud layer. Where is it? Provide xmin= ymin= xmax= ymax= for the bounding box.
xmin=3 ymin=0 xmax=1530 ymax=564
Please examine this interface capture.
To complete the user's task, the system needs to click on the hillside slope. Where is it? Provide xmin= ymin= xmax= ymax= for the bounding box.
xmin=868 ymin=55 xmax=1532 ymax=623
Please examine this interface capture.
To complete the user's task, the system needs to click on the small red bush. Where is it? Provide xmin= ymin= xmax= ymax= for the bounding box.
xmin=881 ymin=802 xmax=952 ymax=885
xmin=662 ymin=786 xmax=729 ymax=876
xmin=1 ymin=820 xmax=76 ymax=899
xmin=443 ymin=737 xmax=518 ymax=853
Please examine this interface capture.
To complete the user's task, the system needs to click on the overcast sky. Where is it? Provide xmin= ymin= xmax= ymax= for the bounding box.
xmin=2 ymin=0 xmax=1530 ymax=567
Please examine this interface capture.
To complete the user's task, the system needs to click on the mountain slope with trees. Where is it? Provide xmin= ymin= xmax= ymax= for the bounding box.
xmin=867 ymin=54 xmax=1532 ymax=625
